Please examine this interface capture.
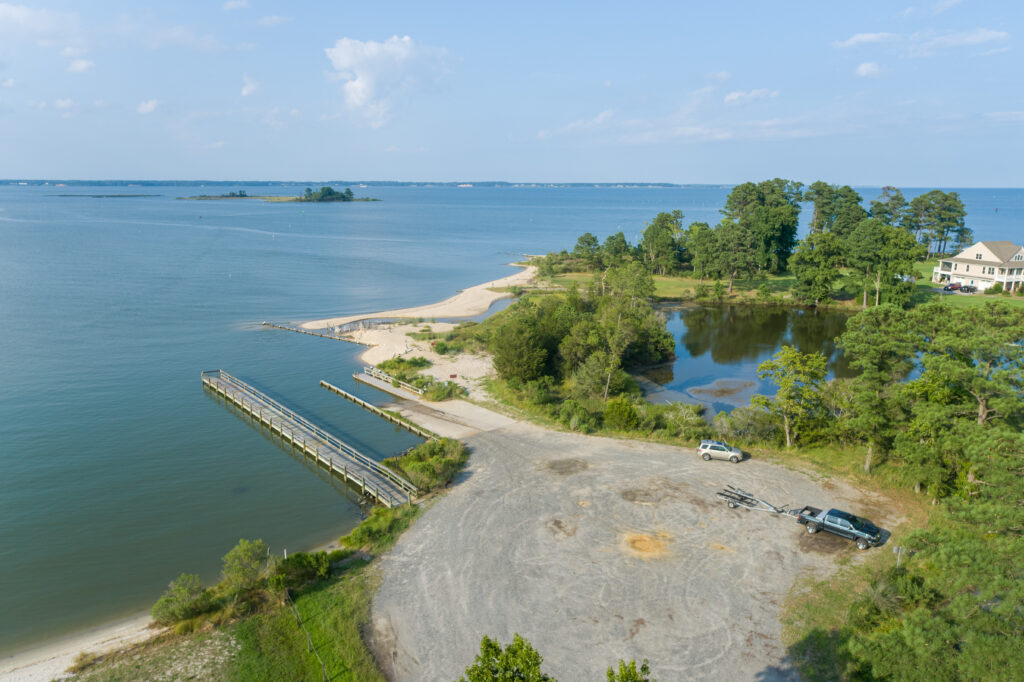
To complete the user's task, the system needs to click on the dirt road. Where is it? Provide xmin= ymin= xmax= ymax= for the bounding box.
xmin=369 ymin=414 xmax=881 ymax=681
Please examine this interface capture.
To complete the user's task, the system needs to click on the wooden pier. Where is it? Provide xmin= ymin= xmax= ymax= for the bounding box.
xmin=320 ymin=380 xmax=436 ymax=440
xmin=201 ymin=369 xmax=417 ymax=507
xmin=260 ymin=321 xmax=358 ymax=343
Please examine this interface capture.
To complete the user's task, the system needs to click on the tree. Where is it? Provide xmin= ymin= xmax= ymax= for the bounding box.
xmin=460 ymin=634 xmax=554 ymax=682
xmin=847 ymin=218 xmax=926 ymax=308
xmin=601 ymin=231 xmax=632 ymax=268
xmin=837 ymin=305 xmax=916 ymax=472
xmin=752 ymin=346 xmax=828 ymax=447
xmin=869 ymin=186 xmax=908 ymax=227
xmin=607 ymin=659 xmax=655 ymax=681
xmin=572 ymin=233 xmax=601 ymax=270
xmin=803 ymin=181 xmax=868 ymax=241
xmin=221 ymin=538 xmax=268 ymax=593
xmin=638 ymin=210 xmax=684 ymax=275
xmin=686 ymin=222 xmax=718 ymax=281
xmin=721 ymin=178 xmax=803 ymax=273
xmin=492 ymin=316 xmax=548 ymax=383
xmin=905 ymin=190 xmax=969 ymax=257
xmin=714 ymin=218 xmax=761 ymax=293
xmin=790 ymin=231 xmax=844 ymax=306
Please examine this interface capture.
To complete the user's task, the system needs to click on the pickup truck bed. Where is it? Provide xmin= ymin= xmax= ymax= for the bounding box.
xmin=794 ymin=506 xmax=881 ymax=550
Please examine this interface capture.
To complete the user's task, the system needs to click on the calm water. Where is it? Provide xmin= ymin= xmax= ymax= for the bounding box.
xmin=1 ymin=183 xmax=1020 ymax=655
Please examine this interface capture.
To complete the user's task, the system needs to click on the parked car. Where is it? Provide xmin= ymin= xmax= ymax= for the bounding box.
xmin=697 ymin=439 xmax=743 ymax=463
xmin=960 ymin=285 xmax=977 ymax=293
xmin=794 ymin=506 xmax=882 ymax=550
xmin=943 ymin=283 xmax=961 ymax=291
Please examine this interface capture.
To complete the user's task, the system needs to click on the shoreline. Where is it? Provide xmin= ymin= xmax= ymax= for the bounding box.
xmin=1 ymin=264 xmax=536 ymax=681
xmin=299 ymin=264 xmax=535 ymax=330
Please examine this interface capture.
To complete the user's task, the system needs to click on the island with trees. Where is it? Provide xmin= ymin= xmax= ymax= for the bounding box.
xmin=180 ymin=186 xmax=379 ymax=202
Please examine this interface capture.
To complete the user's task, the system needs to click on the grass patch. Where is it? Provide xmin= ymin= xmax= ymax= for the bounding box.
xmin=340 ymin=504 xmax=422 ymax=553
xmin=72 ymin=630 xmax=240 ymax=682
xmin=911 ymin=260 xmax=1024 ymax=308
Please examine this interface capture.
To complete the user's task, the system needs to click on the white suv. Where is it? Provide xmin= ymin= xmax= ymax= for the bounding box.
xmin=697 ymin=439 xmax=743 ymax=463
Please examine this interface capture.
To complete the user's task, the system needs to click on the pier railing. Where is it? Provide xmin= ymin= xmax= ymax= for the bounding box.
xmin=362 ymin=366 xmax=425 ymax=395
xmin=201 ymin=369 xmax=418 ymax=504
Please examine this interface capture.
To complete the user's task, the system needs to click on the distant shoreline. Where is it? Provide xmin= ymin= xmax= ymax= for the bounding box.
xmin=177 ymin=195 xmax=380 ymax=203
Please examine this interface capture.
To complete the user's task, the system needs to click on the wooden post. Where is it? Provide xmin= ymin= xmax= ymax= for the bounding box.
xmin=361 ymin=476 xmax=366 ymax=495
xmin=344 ymin=464 xmax=348 ymax=482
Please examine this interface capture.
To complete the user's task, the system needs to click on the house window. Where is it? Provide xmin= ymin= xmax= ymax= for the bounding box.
xmin=1015 ymin=254 xmax=1023 ymax=261
xmin=975 ymin=253 xmax=983 ymax=260
xmin=966 ymin=265 xmax=970 ymax=272
xmin=954 ymin=263 xmax=958 ymax=270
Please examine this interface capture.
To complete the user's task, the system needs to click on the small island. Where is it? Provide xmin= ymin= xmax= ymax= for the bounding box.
xmin=179 ymin=186 xmax=380 ymax=202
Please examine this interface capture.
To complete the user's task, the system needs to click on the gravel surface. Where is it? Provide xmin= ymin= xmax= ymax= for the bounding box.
xmin=370 ymin=420 xmax=883 ymax=681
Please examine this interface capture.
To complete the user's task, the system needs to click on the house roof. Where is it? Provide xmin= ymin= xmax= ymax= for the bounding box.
xmin=983 ymin=241 xmax=1024 ymax=262
xmin=945 ymin=240 xmax=1024 ymax=266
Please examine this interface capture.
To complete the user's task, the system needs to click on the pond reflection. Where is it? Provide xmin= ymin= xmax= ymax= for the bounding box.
xmin=640 ymin=304 xmax=854 ymax=415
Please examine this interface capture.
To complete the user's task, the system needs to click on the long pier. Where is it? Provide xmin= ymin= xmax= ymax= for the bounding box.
xmin=260 ymin=322 xmax=355 ymax=342
xmin=201 ymin=369 xmax=417 ymax=507
xmin=319 ymin=380 xmax=436 ymax=440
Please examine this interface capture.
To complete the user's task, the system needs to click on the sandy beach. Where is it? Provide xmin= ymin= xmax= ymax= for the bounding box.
xmin=299 ymin=264 xmax=535 ymax=330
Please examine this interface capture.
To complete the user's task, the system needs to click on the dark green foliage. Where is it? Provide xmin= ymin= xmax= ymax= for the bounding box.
xmin=340 ymin=505 xmax=421 ymax=553
xmin=752 ymin=346 xmax=828 ymax=447
xmin=604 ymin=396 xmax=640 ymax=430
xmin=151 ymin=574 xmax=212 ymax=625
xmin=638 ymin=210 xmax=685 ymax=275
xmin=790 ymin=231 xmax=845 ymax=305
xmin=459 ymin=634 xmax=555 ymax=682
xmin=423 ymin=381 xmax=467 ymax=401
xmin=803 ymin=181 xmax=868 ymax=241
xmin=905 ymin=190 xmax=970 ymax=256
xmin=298 ymin=186 xmax=357 ymax=202
xmin=270 ymin=551 xmax=330 ymax=591
xmin=491 ymin=315 xmax=548 ymax=383
xmin=607 ymin=659 xmax=655 ymax=682
xmin=384 ymin=437 xmax=468 ymax=491
xmin=377 ymin=356 xmax=431 ymax=380
xmin=721 ymin=178 xmax=804 ymax=273
xmin=556 ymin=399 xmax=599 ymax=432
xmin=987 ymin=281 xmax=1003 ymax=294
xmin=713 ymin=405 xmax=778 ymax=443
xmin=869 ymin=186 xmax=909 ymax=227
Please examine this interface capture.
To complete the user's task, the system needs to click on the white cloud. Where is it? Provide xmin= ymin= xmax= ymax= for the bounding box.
xmin=982 ymin=46 xmax=1011 ymax=56
xmin=910 ymin=28 xmax=1009 ymax=56
xmin=258 ymin=15 xmax=290 ymax=27
xmin=932 ymin=0 xmax=963 ymax=13
xmin=241 ymin=74 xmax=260 ymax=96
xmin=289 ymin=108 xmax=299 ymax=116
xmin=221 ymin=0 xmax=248 ymax=10
xmin=856 ymin=62 xmax=880 ymax=77
xmin=26 ymin=99 xmax=46 ymax=108
xmin=986 ymin=111 xmax=1024 ymax=122
xmin=705 ymin=70 xmax=730 ymax=80
xmin=136 ymin=99 xmax=158 ymax=114
xmin=59 ymin=46 xmax=85 ymax=57
xmin=209 ymin=140 xmax=225 ymax=149
xmin=0 ymin=4 xmax=77 ymax=39
xmin=67 ymin=58 xmax=94 ymax=73
xmin=1 ymin=77 xmax=14 ymax=88
xmin=723 ymin=88 xmax=779 ymax=105
xmin=833 ymin=32 xmax=899 ymax=48
xmin=324 ymin=35 xmax=451 ymax=127
xmin=54 ymin=98 xmax=73 ymax=109
xmin=537 ymin=109 xmax=613 ymax=139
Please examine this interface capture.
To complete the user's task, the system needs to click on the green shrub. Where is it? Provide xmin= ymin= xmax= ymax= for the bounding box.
xmin=221 ymin=539 xmax=269 ymax=594
xmin=756 ymin=283 xmax=774 ymax=302
xmin=712 ymin=280 xmax=726 ymax=301
xmin=340 ymin=505 xmax=422 ymax=553
xmin=558 ymin=399 xmax=598 ymax=433
xmin=694 ymin=282 xmax=710 ymax=299
xmin=384 ymin=437 xmax=469 ymax=491
xmin=713 ymin=406 xmax=778 ymax=444
xmin=604 ymin=397 xmax=640 ymax=431
xmin=423 ymin=381 xmax=467 ymax=401
xmin=986 ymin=282 xmax=1003 ymax=294
xmin=151 ymin=573 xmax=213 ymax=625
xmin=271 ymin=551 xmax=330 ymax=590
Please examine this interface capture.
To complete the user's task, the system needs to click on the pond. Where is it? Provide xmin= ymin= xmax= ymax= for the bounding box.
xmin=640 ymin=304 xmax=855 ymax=415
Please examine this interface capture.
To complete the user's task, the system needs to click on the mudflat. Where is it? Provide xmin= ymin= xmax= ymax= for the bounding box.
xmin=370 ymin=420 xmax=883 ymax=681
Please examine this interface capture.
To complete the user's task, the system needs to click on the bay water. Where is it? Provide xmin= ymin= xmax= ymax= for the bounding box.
xmin=1 ymin=183 xmax=1020 ymax=655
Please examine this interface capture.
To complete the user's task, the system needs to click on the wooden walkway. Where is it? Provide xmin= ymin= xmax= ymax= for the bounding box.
xmin=320 ymin=380 xmax=436 ymax=440
xmin=201 ymin=369 xmax=417 ymax=507
xmin=260 ymin=321 xmax=357 ymax=343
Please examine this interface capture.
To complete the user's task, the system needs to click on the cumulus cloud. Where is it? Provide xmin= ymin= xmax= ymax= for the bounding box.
xmin=856 ymin=62 xmax=880 ymax=77
xmin=324 ymin=35 xmax=450 ymax=127
xmin=258 ymin=15 xmax=290 ymax=27
xmin=54 ymin=98 xmax=73 ymax=109
xmin=723 ymin=88 xmax=780 ymax=105
xmin=833 ymin=32 xmax=899 ymax=48
xmin=67 ymin=58 xmax=94 ymax=73
xmin=221 ymin=0 xmax=247 ymax=10
xmin=0 ymin=3 xmax=78 ymax=39
xmin=910 ymin=28 xmax=1009 ymax=56
xmin=241 ymin=74 xmax=260 ymax=96
xmin=136 ymin=99 xmax=158 ymax=114
xmin=705 ymin=70 xmax=730 ymax=80
xmin=537 ymin=109 xmax=613 ymax=139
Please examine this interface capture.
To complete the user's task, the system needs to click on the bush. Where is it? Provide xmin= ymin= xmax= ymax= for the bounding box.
xmin=270 ymin=551 xmax=330 ymax=591
xmin=712 ymin=280 xmax=726 ymax=301
xmin=604 ymin=397 xmax=640 ymax=431
xmin=557 ymin=399 xmax=598 ymax=433
xmin=423 ymin=381 xmax=467 ymax=401
xmin=666 ymin=402 xmax=713 ymax=442
xmin=151 ymin=573 xmax=212 ymax=625
xmin=377 ymin=356 xmax=431 ymax=381
xmin=221 ymin=539 xmax=269 ymax=594
xmin=340 ymin=505 xmax=421 ymax=553
xmin=756 ymin=283 xmax=774 ymax=302
xmin=384 ymin=437 xmax=469 ymax=491
xmin=713 ymin=406 xmax=778 ymax=444
xmin=986 ymin=282 xmax=1003 ymax=295
xmin=694 ymin=283 xmax=710 ymax=299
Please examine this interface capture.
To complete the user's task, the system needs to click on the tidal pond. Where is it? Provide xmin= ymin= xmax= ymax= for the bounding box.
xmin=641 ymin=304 xmax=855 ymax=414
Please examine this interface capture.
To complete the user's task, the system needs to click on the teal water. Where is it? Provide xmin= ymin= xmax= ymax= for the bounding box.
xmin=1 ymin=184 xmax=1021 ymax=655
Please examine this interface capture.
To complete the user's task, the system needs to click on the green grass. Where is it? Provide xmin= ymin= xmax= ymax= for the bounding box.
xmin=911 ymin=260 xmax=1024 ymax=308
xmin=340 ymin=504 xmax=422 ymax=553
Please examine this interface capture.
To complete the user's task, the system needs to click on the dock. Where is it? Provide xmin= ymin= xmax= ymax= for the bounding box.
xmin=260 ymin=321 xmax=355 ymax=342
xmin=320 ymin=380 xmax=436 ymax=440
xmin=201 ymin=369 xmax=417 ymax=507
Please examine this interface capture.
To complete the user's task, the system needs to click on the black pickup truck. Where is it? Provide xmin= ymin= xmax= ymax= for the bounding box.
xmin=794 ymin=506 xmax=882 ymax=550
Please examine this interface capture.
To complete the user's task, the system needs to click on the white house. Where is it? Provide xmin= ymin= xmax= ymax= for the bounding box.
xmin=932 ymin=240 xmax=1024 ymax=292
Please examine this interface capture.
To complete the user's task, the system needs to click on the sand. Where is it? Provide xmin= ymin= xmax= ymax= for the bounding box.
xmin=299 ymin=264 xmax=535 ymax=330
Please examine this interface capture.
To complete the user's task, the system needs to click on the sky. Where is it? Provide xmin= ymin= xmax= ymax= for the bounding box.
xmin=0 ymin=1 xmax=1021 ymax=185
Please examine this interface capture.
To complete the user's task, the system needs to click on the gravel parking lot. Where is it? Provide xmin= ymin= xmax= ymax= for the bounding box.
xmin=369 ymin=419 xmax=885 ymax=681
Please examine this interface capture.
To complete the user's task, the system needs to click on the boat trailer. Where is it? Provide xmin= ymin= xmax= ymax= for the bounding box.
xmin=715 ymin=485 xmax=796 ymax=515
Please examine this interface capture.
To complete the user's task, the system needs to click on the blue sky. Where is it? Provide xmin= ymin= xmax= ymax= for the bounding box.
xmin=0 ymin=1 xmax=1021 ymax=184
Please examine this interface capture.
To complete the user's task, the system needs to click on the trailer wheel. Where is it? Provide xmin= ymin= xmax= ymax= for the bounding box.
xmin=806 ymin=523 xmax=819 ymax=534
xmin=729 ymin=455 xmax=739 ymax=463
xmin=856 ymin=538 xmax=869 ymax=550
xmin=702 ymin=453 xmax=711 ymax=461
